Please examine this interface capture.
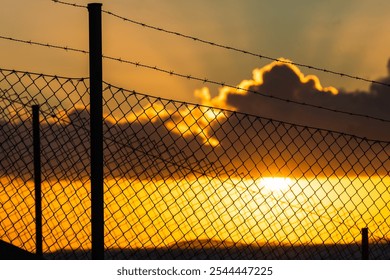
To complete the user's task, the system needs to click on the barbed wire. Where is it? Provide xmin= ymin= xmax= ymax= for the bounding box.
xmin=2 ymin=34 xmax=390 ymax=125
xmin=104 ymin=12 xmax=390 ymax=87
xmin=0 ymin=35 xmax=88 ymax=56
xmin=52 ymin=0 xmax=86 ymax=9
xmin=52 ymin=0 xmax=390 ymax=89
xmin=102 ymin=57 xmax=390 ymax=125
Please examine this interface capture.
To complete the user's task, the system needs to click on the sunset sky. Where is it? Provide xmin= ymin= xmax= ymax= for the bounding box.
xmin=1 ymin=1 xmax=390 ymax=260
xmin=1 ymin=0 xmax=390 ymax=139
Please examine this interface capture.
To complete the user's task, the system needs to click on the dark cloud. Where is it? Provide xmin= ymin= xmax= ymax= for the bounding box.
xmin=204 ymin=59 xmax=390 ymax=141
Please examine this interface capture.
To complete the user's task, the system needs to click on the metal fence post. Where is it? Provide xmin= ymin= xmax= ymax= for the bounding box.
xmin=88 ymin=2 xmax=104 ymax=260
xmin=32 ymin=105 xmax=42 ymax=259
xmin=362 ymin=227 xmax=369 ymax=260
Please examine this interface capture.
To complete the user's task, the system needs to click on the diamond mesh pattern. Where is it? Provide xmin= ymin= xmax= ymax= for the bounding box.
xmin=1 ymin=68 xmax=389 ymax=259
xmin=103 ymin=83 xmax=390 ymax=260
xmin=0 ymin=69 xmax=91 ymax=259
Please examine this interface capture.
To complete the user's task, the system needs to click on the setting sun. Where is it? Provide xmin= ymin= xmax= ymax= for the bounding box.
xmin=258 ymin=177 xmax=293 ymax=192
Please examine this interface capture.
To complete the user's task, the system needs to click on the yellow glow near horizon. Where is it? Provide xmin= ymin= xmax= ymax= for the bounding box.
xmin=2 ymin=175 xmax=389 ymax=254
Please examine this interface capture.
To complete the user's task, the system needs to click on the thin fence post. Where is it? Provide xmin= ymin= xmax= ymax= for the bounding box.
xmin=362 ymin=227 xmax=369 ymax=260
xmin=32 ymin=105 xmax=42 ymax=259
xmin=88 ymin=2 xmax=104 ymax=260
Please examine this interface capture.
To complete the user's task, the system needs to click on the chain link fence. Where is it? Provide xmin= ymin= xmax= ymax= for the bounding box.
xmin=102 ymin=83 xmax=390 ymax=260
xmin=0 ymin=69 xmax=91 ymax=259
xmin=1 ymin=68 xmax=389 ymax=259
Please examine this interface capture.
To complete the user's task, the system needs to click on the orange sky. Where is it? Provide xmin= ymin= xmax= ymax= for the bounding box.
xmin=2 ymin=0 xmax=390 ymax=101
xmin=2 ymin=1 xmax=390 ymax=260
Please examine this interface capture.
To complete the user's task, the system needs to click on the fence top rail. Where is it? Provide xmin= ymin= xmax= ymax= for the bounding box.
xmin=0 ymin=67 xmax=89 ymax=81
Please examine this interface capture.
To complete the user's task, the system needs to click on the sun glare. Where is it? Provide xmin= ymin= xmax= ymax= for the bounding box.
xmin=258 ymin=177 xmax=293 ymax=192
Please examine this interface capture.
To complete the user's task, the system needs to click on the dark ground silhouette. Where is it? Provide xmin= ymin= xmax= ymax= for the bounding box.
xmin=25 ymin=241 xmax=390 ymax=260
xmin=2 ymin=239 xmax=389 ymax=260
xmin=0 ymin=240 xmax=42 ymax=260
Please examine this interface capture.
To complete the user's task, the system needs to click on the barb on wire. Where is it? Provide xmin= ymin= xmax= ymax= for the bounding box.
xmin=0 ymin=35 xmax=88 ymax=56
xmin=100 ymin=9 xmax=390 ymax=88
xmin=52 ymin=0 xmax=390 ymax=89
xmin=2 ymin=34 xmax=390 ymax=124
xmin=51 ymin=0 xmax=86 ymax=9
